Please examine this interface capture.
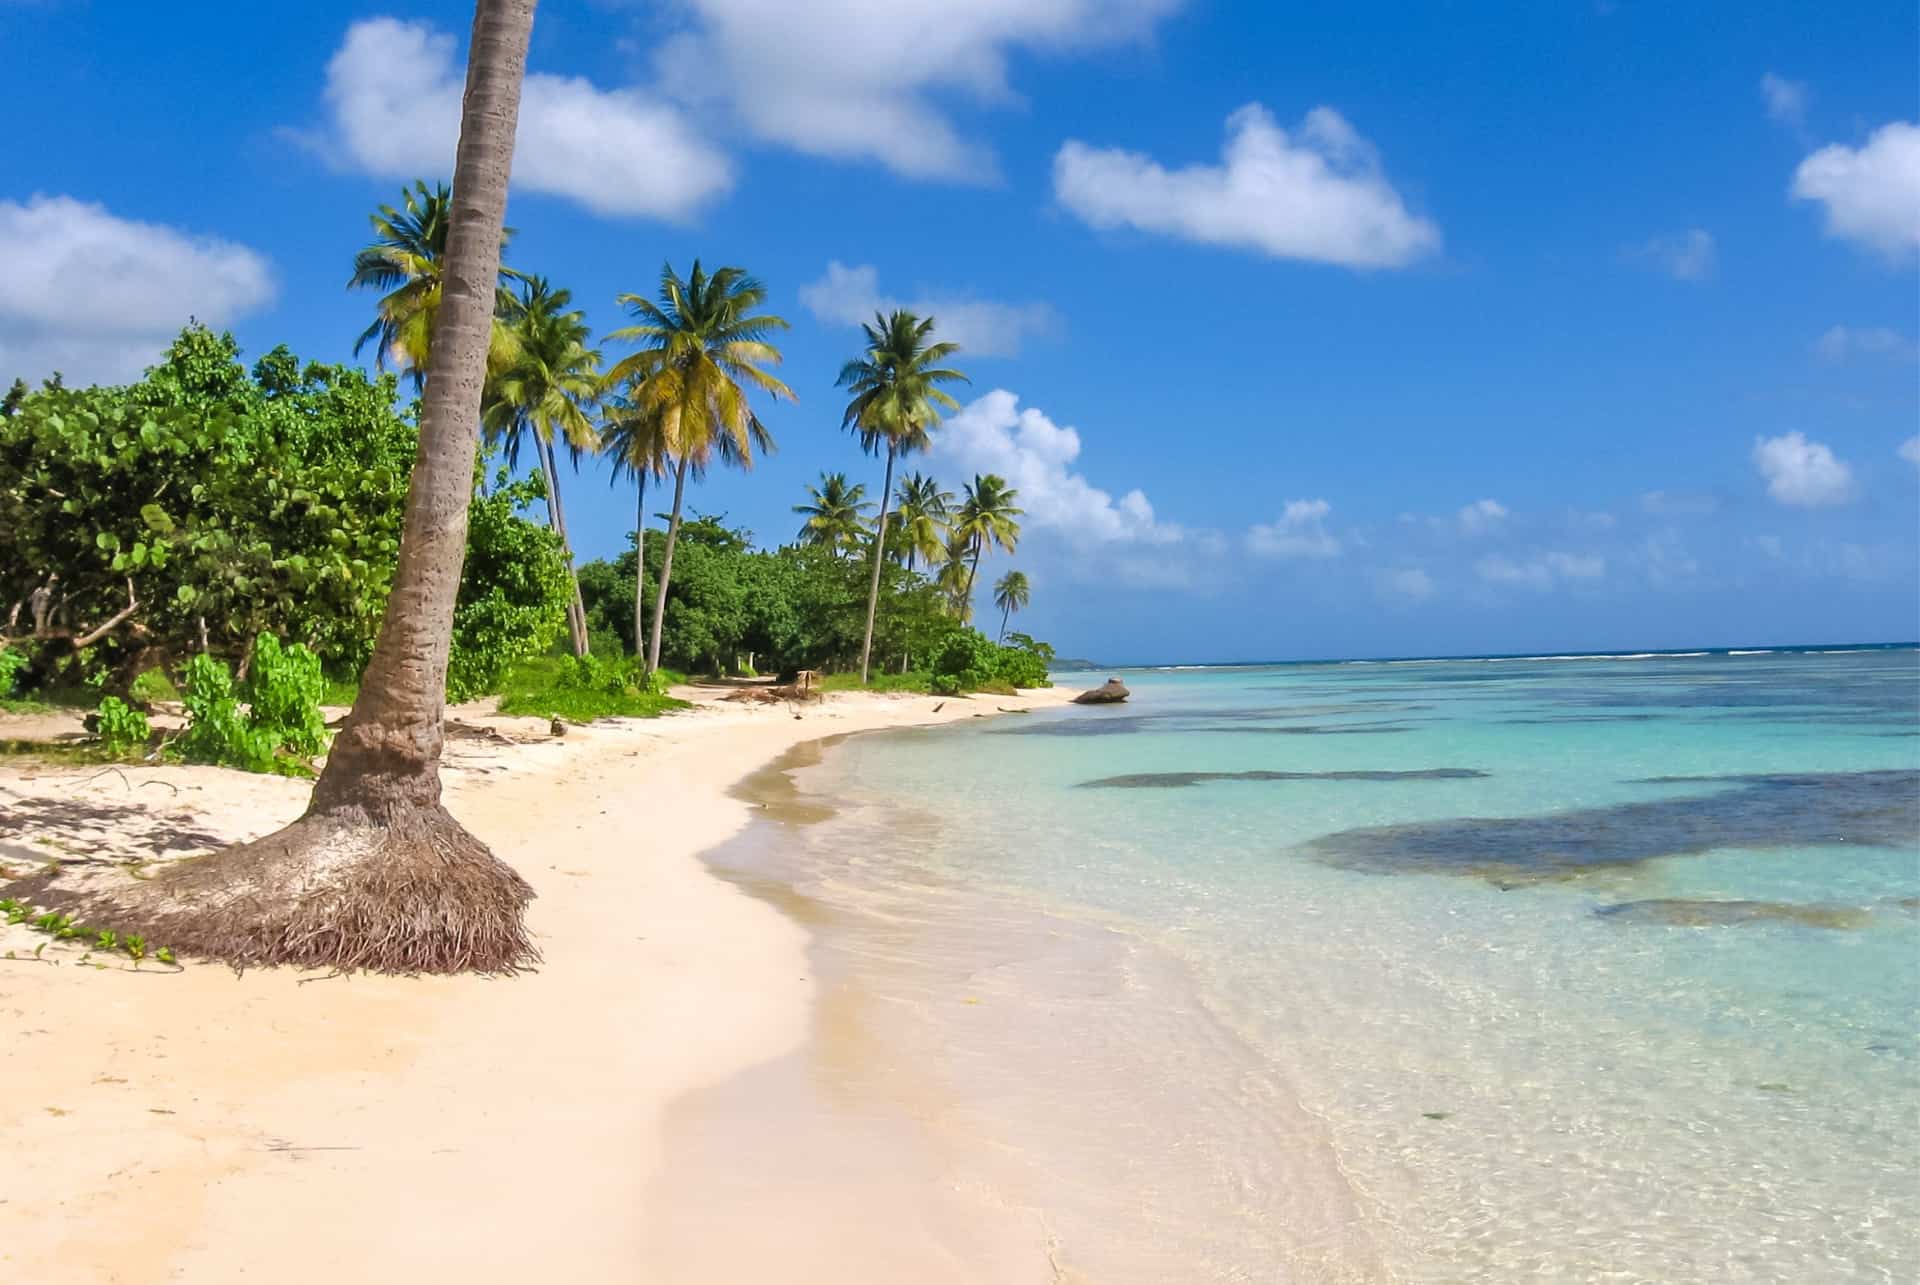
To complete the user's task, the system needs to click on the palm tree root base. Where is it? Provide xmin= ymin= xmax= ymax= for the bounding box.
xmin=11 ymin=804 xmax=538 ymax=975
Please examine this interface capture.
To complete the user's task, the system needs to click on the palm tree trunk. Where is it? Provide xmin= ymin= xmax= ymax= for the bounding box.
xmin=537 ymin=435 xmax=589 ymax=657
xmin=964 ymin=541 xmax=983 ymax=624
xmin=76 ymin=0 xmax=542 ymax=974
xmin=631 ymin=472 xmax=648 ymax=663
xmin=646 ymin=456 xmax=690 ymax=675
xmin=999 ymin=605 xmax=1010 ymax=643
xmin=857 ymin=443 xmax=896 ymax=684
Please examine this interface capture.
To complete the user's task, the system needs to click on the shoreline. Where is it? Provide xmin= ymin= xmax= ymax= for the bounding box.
xmin=0 ymin=682 xmax=1072 ymax=1282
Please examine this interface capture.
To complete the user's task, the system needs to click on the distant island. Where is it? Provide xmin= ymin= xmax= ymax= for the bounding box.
xmin=1048 ymin=657 xmax=1104 ymax=672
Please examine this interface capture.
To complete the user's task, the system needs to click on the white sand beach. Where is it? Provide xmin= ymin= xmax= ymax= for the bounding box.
xmin=0 ymin=684 xmax=1076 ymax=1283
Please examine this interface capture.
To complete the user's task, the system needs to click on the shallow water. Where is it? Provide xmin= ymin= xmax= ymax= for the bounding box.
xmin=726 ymin=648 xmax=1920 ymax=1281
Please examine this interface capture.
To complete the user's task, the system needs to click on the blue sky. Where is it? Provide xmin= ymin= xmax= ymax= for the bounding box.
xmin=3 ymin=0 xmax=1916 ymax=663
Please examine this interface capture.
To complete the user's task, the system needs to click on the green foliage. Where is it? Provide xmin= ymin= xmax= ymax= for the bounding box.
xmin=997 ymin=633 xmax=1055 ymax=689
xmin=174 ymin=641 xmax=328 ymax=774
xmin=0 ymin=898 xmax=181 ymax=969
xmin=931 ymin=629 xmax=1001 ymax=696
xmin=93 ymin=696 xmax=150 ymax=757
xmin=817 ymin=670 xmax=932 ymax=694
xmin=126 ymin=666 xmax=179 ymax=708
xmin=493 ymin=654 xmax=688 ymax=723
xmin=447 ymin=469 xmax=573 ymax=702
xmin=0 ymin=647 xmax=27 ymax=698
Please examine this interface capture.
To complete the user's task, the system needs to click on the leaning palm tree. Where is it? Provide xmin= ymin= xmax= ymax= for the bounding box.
xmin=935 ymin=530 xmax=975 ymax=621
xmin=836 ymin=311 xmax=968 ymax=682
xmin=348 ymin=179 xmax=520 ymax=385
xmin=892 ymin=472 xmax=954 ymax=572
xmin=599 ymin=400 xmax=677 ymax=663
xmin=954 ymin=473 xmax=1023 ymax=618
xmin=793 ymin=472 xmax=872 ymax=555
xmin=606 ymin=260 xmax=792 ymax=674
xmin=993 ymin=570 xmax=1031 ymax=642
xmin=484 ymin=275 xmax=601 ymax=655
xmin=50 ymin=0 xmax=542 ymax=972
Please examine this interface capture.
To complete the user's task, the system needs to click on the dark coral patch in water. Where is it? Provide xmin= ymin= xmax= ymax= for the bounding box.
xmin=1595 ymin=899 xmax=1872 ymax=929
xmin=1078 ymin=768 xmax=1488 ymax=789
xmin=1305 ymin=770 xmax=1920 ymax=881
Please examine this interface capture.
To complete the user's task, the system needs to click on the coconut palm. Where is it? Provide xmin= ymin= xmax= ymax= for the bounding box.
xmin=954 ymin=473 xmax=1023 ymax=618
xmin=605 ymin=260 xmax=792 ymax=674
xmin=993 ymin=570 xmax=1030 ymax=642
xmin=836 ymin=311 xmax=968 ymax=682
xmin=793 ymin=472 xmax=872 ymax=554
xmin=484 ymin=276 xmax=601 ymax=655
xmin=599 ymin=400 xmax=677 ymax=664
xmin=892 ymin=472 xmax=954 ymax=572
xmin=130 ymin=0 xmax=541 ymax=972
xmin=935 ymin=530 xmax=975 ymax=621
xmin=348 ymin=179 xmax=519 ymax=385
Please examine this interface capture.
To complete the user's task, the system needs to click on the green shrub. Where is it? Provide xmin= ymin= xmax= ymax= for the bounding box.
xmin=0 ymin=647 xmax=27 ymax=698
xmin=126 ymin=666 xmax=179 ymax=708
xmin=94 ymin=697 xmax=150 ymax=757
xmin=177 ymin=653 xmax=275 ymax=771
xmin=995 ymin=633 xmax=1055 ymax=689
xmin=493 ymin=654 xmax=689 ymax=723
xmin=931 ymin=629 xmax=1000 ymax=694
xmin=175 ymin=638 xmax=328 ymax=774
xmin=244 ymin=634 xmax=328 ymax=758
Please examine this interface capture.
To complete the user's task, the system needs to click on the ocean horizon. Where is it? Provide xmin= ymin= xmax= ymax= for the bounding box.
xmin=714 ymin=645 xmax=1920 ymax=1280
xmin=1068 ymin=639 xmax=1920 ymax=673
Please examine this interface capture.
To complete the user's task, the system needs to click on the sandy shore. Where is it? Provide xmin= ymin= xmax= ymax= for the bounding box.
xmin=0 ymin=682 xmax=1075 ymax=1283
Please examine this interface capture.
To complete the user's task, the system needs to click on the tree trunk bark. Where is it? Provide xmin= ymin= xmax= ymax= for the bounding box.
xmin=999 ymin=606 xmax=1010 ymax=643
xmin=964 ymin=541 xmax=983 ymax=624
xmin=646 ymin=456 xmax=690 ymax=675
xmin=537 ymin=434 xmax=589 ymax=657
xmin=857 ymin=442 xmax=896 ymax=684
xmin=631 ymin=471 xmax=648 ymax=663
xmin=40 ymin=0 xmax=547 ymax=975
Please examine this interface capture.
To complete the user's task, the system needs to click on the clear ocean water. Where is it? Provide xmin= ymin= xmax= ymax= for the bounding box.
xmin=731 ymin=647 xmax=1920 ymax=1282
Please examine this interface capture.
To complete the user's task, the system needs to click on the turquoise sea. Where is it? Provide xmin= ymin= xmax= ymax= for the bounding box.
xmin=727 ymin=647 xmax=1920 ymax=1281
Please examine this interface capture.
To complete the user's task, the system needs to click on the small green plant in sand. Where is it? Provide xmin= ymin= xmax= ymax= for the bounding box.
xmin=93 ymin=697 xmax=151 ymax=758
xmin=0 ymin=899 xmax=180 ymax=969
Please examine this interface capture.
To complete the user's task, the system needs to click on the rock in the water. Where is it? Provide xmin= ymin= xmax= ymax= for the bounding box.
xmin=1073 ymin=677 xmax=1131 ymax=705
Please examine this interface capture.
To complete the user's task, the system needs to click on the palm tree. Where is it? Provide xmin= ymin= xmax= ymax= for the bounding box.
xmin=935 ymin=529 xmax=974 ymax=621
xmin=836 ymin=311 xmax=968 ymax=682
xmin=793 ymin=472 xmax=872 ymax=554
xmin=993 ymin=570 xmax=1030 ymax=642
xmin=606 ymin=260 xmax=792 ymax=674
xmin=126 ymin=0 xmax=541 ymax=972
xmin=348 ymin=180 xmax=519 ymax=385
xmin=892 ymin=473 xmax=953 ymax=572
xmin=484 ymin=276 xmax=601 ymax=656
xmin=954 ymin=473 xmax=1023 ymax=619
xmin=599 ymin=400 xmax=677 ymax=663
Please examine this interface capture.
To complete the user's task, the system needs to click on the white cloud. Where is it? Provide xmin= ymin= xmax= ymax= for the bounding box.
xmin=1474 ymin=551 xmax=1605 ymax=590
xmin=933 ymin=389 xmax=1185 ymax=547
xmin=1752 ymin=431 xmax=1856 ymax=507
xmin=0 ymin=194 xmax=275 ymax=385
xmin=1640 ymin=530 xmax=1701 ymax=586
xmin=1760 ymin=73 xmax=1809 ymax=128
xmin=1053 ymin=104 xmax=1440 ymax=268
xmin=308 ymin=18 xmax=730 ymax=220
xmin=1790 ymin=121 xmax=1920 ymax=261
xmin=1813 ymin=324 xmax=1918 ymax=363
xmin=1455 ymin=498 xmax=1509 ymax=533
xmin=1627 ymin=227 xmax=1715 ymax=280
xmin=799 ymin=262 xmax=1057 ymax=359
xmin=1899 ymin=435 xmax=1920 ymax=467
xmin=1247 ymin=499 xmax=1340 ymax=558
xmin=1375 ymin=567 xmax=1434 ymax=604
xmin=654 ymin=0 xmax=1182 ymax=182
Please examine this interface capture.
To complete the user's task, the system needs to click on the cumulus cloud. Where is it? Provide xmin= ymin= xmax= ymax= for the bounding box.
xmin=1475 ymin=551 xmax=1605 ymax=590
xmin=1899 ymin=435 xmax=1920 ymax=467
xmin=1375 ymin=567 xmax=1434 ymax=604
xmin=1053 ymin=104 xmax=1440 ymax=268
xmin=306 ymin=18 xmax=730 ymax=220
xmin=1753 ymin=431 xmax=1856 ymax=507
xmin=1813 ymin=324 xmax=1918 ymax=363
xmin=933 ymin=390 xmax=1185 ymax=547
xmin=1790 ymin=121 xmax=1920 ymax=261
xmin=1760 ymin=73 xmax=1809 ymax=128
xmin=0 ymin=194 xmax=275 ymax=385
xmin=1247 ymin=499 xmax=1340 ymax=558
xmin=1626 ymin=227 xmax=1716 ymax=281
xmin=1455 ymin=498 xmax=1509 ymax=533
xmin=653 ymin=0 xmax=1182 ymax=182
xmin=798 ymin=262 xmax=1057 ymax=359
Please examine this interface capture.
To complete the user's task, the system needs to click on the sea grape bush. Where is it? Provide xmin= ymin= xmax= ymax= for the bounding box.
xmin=928 ymin=630 xmax=1054 ymax=696
xmin=243 ymin=634 xmax=327 ymax=759
xmin=176 ymin=639 xmax=329 ymax=774
xmin=93 ymin=696 xmax=151 ymax=757
xmin=446 ymin=470 xmax=572 ymax=702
